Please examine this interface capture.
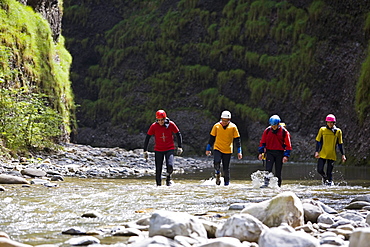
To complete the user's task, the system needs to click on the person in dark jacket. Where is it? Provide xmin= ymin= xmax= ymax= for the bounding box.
xmin=258 ymin=115 xmax=292 ymax=187
xmin=143 ymin=110 xmax=182 ymax=186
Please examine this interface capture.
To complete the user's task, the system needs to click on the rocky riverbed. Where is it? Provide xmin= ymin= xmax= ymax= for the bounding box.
xmin=2 ymin=143 xmax=370 ymax=247
xmin=0 ymin=143 xmax=214 ymax=182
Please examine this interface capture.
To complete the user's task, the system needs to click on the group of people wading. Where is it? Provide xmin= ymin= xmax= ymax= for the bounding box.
xmin=143 ymin=110 xmax=346 ymax=187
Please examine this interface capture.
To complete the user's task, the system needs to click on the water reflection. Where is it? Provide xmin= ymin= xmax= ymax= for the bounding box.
xmin=0 ymin=163 xmax=369 ymax=246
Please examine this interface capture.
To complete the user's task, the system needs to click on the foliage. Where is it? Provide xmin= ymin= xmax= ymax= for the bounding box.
xmin=0 ymin=88 xmax=63 ymax=152
xmin=356 ymin=39 xmax=370 ymax=124
xmin=0 ymin=0 xmax=75 ymax=155
xmin=62 ymin=0 xmax=370 ymax=161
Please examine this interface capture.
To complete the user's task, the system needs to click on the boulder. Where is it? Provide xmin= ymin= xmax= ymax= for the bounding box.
xmin=0 ymin=174 xmax=29 ymax=184
xmin=302 ymin=199 xmax=325 ymax=223
xmin=216 ymin=214 xmax=268 ymax=242
xmin=65 ymin=236 xmax=100 ymax=246
xmin=198 ymin=237 xmax=244 ymax=247
xmin=241 ymin=191 xmax=304 ymax=228
xmin=21 ymin=168 xmax=46 ymax=177
xmin=148 ymin=210 xmax=207 ymax=239
xmin=258 ymin=228 xmax=320 ymax=247
xmin=349 ymin=228 xmax=370 ymax=247
xmin=350 ymin=194 xmax=370 ymax=203
xmin=0 ymin=238 xmax=33 ymax=247
xmin=131 ymin=235 xmax=183 ymax=247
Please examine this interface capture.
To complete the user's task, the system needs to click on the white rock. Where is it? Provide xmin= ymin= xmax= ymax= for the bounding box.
xmin=259 ymin=228 xmax=320 ymax=247
xmin=241 ymin=191 xmax=304 ymax=228
xmin=216 ymin=214 xmax=268 ymax=242
xmin=198 ymin=237 xmax=243 ymax=247
xmin=148 ymin=210 xmax=207 ymax=239
xmin=349 ymin=228 xmax=370 ymax=247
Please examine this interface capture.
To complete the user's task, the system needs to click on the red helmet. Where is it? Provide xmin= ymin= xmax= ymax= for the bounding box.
xmin=156 ymin=110 xmax=167 ymax=119
xmin=325 ymin=114 xmax=336 ymax=122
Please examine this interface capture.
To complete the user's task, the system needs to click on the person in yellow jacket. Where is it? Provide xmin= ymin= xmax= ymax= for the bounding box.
xmin=314 ymin=114 xmax=346 ymax=186
xmin=205 ymin=110 xmax=242 ymax=186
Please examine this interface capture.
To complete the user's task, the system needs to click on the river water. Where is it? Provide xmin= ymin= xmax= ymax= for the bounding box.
xmin=1 ymin=162 xmax=369 ymax=246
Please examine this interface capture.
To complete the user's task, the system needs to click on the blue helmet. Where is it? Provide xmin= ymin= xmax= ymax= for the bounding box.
xmin=269 ymin=115 xmax=281 ymax=126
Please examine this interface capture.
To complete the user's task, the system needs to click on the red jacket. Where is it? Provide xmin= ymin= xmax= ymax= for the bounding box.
xmin=259 ymin=126 xmax=292 ymax=152
xmin=147 ymin=121 xmax=180 ymax=151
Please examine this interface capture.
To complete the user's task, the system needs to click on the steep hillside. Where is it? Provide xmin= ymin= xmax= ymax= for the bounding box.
xmin=62 ymin=0 xmax=370 ymax=165
xmin=0 ymin=0 xmax=75 ymax=155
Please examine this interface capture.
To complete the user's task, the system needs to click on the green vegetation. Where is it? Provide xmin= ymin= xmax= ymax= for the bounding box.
xmin=62 ymin=0 xmax=370 ymax=161
xmin=356 ymin=11 xmax=370 ymax=124
xmin=62 ymin=0 xmax=326 ymax=131
xmin=65 ymin=0 xmax=315 ymax=128
xmin=0 ymin=0 xmax=75 ymax=156
xmin=0 ymin=88 xmax=63 ymax=153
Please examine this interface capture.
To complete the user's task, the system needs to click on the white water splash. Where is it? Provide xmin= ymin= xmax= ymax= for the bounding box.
xmin=251 ymin=170 xmax=279 ymax=188
xmin=201 ymin=176 xmax=224 ymax=186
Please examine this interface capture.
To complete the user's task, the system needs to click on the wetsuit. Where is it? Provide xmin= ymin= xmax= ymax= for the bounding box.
xmin=315 ymin=125 xmax=344 ymax=183
xmin=206 ymin=121 xmax=241 ymax=185
xmin=144 ymin=118 xmax=182 ymax=186
xmin=258 ymin=126 xmax=292 ymax=187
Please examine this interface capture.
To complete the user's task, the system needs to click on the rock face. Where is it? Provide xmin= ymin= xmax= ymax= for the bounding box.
xmin=60 ymin=0 xmax=370 ymax=164
xmin=22 ymin=0 xmax=62 ymax=41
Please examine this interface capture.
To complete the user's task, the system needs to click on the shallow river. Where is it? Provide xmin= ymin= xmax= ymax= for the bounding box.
xmin=1 ymin=162 xmax=369 ymax=246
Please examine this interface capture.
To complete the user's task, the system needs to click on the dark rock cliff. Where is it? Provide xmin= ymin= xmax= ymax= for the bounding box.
xmin=61 ymin=0 xmax=370 ymax=165
xmin=21 ymin=0 xmax=62 ymax=41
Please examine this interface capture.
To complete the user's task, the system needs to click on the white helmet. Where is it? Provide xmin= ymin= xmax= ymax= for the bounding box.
xmin=221 ymin=110 xmax=231 ymax=119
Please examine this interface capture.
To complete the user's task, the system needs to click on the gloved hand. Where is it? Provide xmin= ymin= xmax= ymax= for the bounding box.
xmin=177 ymin=147 xmax=183 ymax=155
xmin=143 ymin=151 xmax=148 ymax=159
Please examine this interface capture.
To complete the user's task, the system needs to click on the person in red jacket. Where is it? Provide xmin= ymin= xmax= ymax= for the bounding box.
xmin=143 ymin=110 xmax=183 ymax=186
xmin=258 ymin=115 xmax=292 ymax=187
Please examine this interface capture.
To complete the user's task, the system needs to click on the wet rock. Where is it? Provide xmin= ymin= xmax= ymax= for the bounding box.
xmin=65 ymin=236 xmax=100 ymax=246
xmin=44 ymin=182 xmax=58 ymax=187
xmin=0 ymin=174 xmax=29 ymax=184
xmin=350 ymin=194 xmax=370 ymax=203
xmin=0 ymin=231 xmax=10 ymax=238
xmin=81 ymin=211 xmax=102 ymax=218
xmin=50 ymin=175 xmax=64 ymax=181
xmin=31 ymin=179 xmax=49 ymax=185
xmin=21 ymin=168 xmax=46 ymax=177
xmin=228 ymin=203 xmax=248 ymax=210
xmin=241 ymin=191 xmax=304 ymax=228
xmin=345 ymin=201 xmax=370 ymax=209
xmin=0 ymin=238 xmax=33 ymax=247
xmin=216 ymin=214 xmax=268 ymax=242
xmin=62 ymin=227 xmax=87 ymax=235
xmin=112 ymin=228 xmax=142 ymax=236
xmin=0 ymin=185 xmax=5 ymax=191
